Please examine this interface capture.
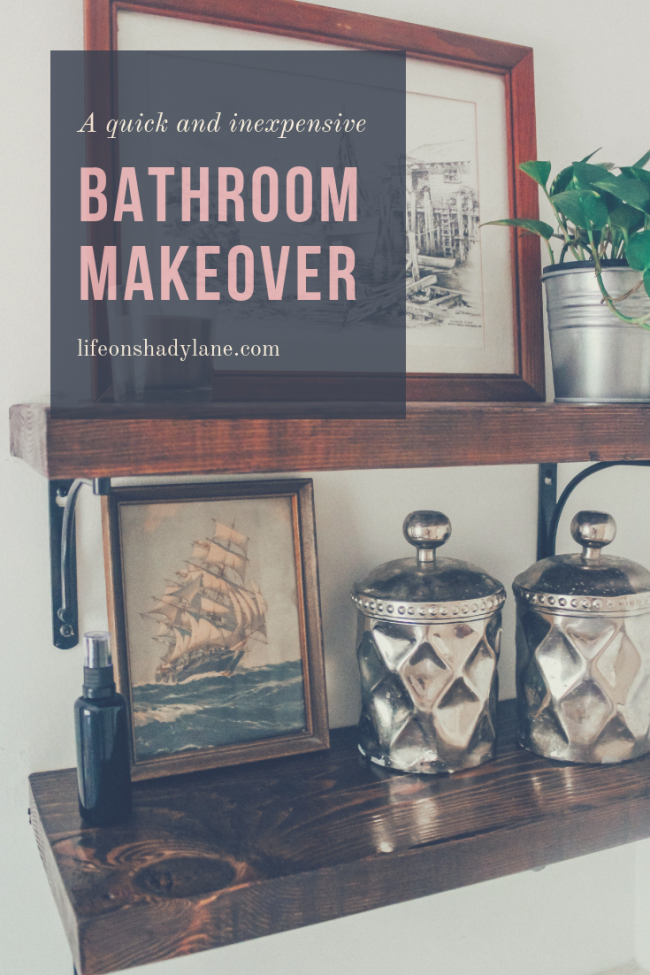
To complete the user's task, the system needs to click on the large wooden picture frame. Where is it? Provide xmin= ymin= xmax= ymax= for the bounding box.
xmin=84 ymin=0 xmax=544 ymax=402
xmin=102 ymin=478 xmax=329 ymax=780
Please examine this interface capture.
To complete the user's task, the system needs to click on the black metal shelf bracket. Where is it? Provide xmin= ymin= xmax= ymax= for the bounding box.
xmin=537 ymin=460 xmax=650 ymax=560
xmin=537 ymin=463 xmax=558 ymax=560
xmin=49 ymin=478 xmax=111 ymax=649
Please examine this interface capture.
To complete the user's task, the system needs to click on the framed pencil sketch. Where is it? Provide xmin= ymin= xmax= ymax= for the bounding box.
xmin=102 ymin=479 xmax=329 ymax=780
xmin=84 ymin=0 xmax=544 ymax=402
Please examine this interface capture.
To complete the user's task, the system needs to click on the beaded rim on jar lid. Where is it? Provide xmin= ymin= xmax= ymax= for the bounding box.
xmin=351 ymin=589 xmax=507 ymax=622
xmin=514 ymin=583 xmax=650 ymax=616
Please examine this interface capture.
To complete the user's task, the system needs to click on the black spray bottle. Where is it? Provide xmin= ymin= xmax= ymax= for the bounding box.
xmin=75 ymin=631 xmax=132 ymax=826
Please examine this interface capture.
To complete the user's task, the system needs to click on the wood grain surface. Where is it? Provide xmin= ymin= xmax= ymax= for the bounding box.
xmin=29 ymin=701 xmax=650 ymax=974
xmin=10 ymin=401 xmax=650 ymax=478
xmin=85 ymin=0 xmax=534 ymax=69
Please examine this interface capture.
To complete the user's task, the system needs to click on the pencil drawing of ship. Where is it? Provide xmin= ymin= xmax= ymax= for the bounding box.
xmin=146 ymin=520 xmax=267 ymax=684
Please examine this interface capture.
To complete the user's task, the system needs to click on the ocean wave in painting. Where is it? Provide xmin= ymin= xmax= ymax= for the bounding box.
xmin=131 ymin=660 xmax=306 ymax=758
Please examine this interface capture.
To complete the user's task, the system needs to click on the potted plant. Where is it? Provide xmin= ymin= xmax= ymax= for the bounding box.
xmin=485 ymin=151 xmax=650 ymax=402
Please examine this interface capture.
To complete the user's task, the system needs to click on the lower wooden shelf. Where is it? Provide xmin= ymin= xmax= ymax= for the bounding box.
xmin=29 ymin=700 xmax=650 ymax=974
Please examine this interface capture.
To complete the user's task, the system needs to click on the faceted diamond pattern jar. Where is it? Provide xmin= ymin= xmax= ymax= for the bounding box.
xmin=514 ymin=511 xmax=650 ymax=764
xmin=351 ymin=511 xmax=506 ymax=774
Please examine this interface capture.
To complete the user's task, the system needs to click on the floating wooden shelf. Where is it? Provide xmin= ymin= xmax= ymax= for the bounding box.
xmin=29 ymin=701 xmax=650 ymax=975
xmin=10 ymin=402 xmax=650 ymax=478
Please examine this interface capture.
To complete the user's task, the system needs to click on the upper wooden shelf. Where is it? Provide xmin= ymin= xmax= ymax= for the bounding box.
xmin=10 ymin=402 xmax=650 ymax=478
xmin=29 ymin=701 xmax=650 ymax=975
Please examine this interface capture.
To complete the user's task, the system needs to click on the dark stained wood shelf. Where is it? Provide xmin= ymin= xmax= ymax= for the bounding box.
xmin=10 ymin=401 xmax=650 ymax=478
xmin=29 ymin=701 xmax=650 ymax=975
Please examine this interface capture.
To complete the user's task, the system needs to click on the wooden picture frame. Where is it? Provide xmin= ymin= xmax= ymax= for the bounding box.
xmin=102 ymin=478 xmax=329 ymax=780
xmin=84 ymin=0 xmax=544 ymax=402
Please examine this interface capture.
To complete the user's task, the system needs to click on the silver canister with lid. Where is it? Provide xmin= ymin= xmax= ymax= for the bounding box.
xmin=351 ymin=511 xmax=506 ymax=774
xmin=514 ymin=510 xmax=650 ymax=764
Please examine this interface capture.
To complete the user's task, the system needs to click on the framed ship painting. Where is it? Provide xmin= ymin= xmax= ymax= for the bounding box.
xmin=102 ymin=479 xmax=329 ymax=780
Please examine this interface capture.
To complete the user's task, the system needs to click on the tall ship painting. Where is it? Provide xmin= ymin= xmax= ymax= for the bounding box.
xmin=146 ymin=521 xmax=268 ymax=684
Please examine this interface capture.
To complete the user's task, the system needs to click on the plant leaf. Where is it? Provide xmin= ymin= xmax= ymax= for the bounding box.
xmin=598 ymin=189 xmax=624 ymax=213
xmin=608 ymin=204 xmax=645 ymax=234
xmin=551 ymin=191 xmax=588 ymax=228
xmin=551 ymin=190 xmax=608 ymax=230
xmin=568 ymin=164 xmax=650 ymax=212
xmin=548 ymin=152 xmax=604 ymax=198
xmin=572 ymin=161 xmax=613 ymax=190
xmin=591 ymin=176 xmax=650 ymax=209
xmin=550 ymin=165 xmax=573 ymax=196
xmin=481 ymin=217 xmax=555 ymax=239
xmin=519 ymin=160 xmax=552 ymax=187
xmin=626 ymin=230 xmax=650 ymax=271
xmin=620 ymin=166 xmax=650 ymax=186
xmin=634 ymin=149 xmax=650 ymax=169
xmin=582 ymin=194 xmax=609 ymax=230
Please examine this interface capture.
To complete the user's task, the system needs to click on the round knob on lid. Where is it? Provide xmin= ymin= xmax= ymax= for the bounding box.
xmin=403 ymin=511 xmax=451 ymax=563
xmin=571 ymin=511 xmax=616 ymax=562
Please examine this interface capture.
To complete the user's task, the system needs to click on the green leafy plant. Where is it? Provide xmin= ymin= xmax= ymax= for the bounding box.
xmin=484 ymin=150 xmax=650 ymax=328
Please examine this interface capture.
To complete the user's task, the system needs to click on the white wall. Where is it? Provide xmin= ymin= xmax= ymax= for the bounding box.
xmin=2 ymin=1 xmax=650 ymax=973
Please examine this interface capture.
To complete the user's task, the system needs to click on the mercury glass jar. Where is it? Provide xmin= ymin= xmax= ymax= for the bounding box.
xmin=514 ymin=510 xmax=650 ymax=764
xmin=351 ymin=511 xmax=506 ymax=774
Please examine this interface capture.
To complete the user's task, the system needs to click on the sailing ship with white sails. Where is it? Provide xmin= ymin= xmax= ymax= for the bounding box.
xmin=147 ymin=520 xmax=267 ymax=683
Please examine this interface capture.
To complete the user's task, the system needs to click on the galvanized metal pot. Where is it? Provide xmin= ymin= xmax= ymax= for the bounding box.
xmin=514 ymin=511 xmax=650 ymax=764
xmin=543 ymin=261 xmax=650 ymax=403
xmin=351 ymin=511 xmax=506 ymax=774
